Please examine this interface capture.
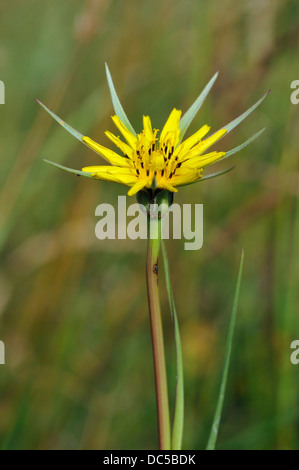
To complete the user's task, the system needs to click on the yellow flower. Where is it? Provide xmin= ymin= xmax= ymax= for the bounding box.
xmin=36 ymin=64 xmax=269 ymax=196
xmin=81 ymin=109 xmax=226 ymax=196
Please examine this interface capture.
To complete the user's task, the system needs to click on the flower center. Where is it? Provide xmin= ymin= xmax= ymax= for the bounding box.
xmin=149 ymin=151 xmax=165 ymax=171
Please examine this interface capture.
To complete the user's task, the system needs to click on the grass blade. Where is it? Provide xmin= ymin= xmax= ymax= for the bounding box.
xmin=179 ymin=72 xmax=218 ymax=142
xmin=161 ymin=239 xmax=184 ymax=450
xmin=105 ymin=63 xmax=136 ymax=136
xmin=206 ymin=249 xmax=244 ymax=450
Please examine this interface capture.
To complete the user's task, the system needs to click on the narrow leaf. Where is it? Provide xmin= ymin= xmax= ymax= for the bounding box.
xmin=206 ymin=249 xmax=244 ymax=450
xmin=199 ymin=166 xmax=235 ymax=182
xmin=224 ymin=128 xmax=266 ymax=158
xmin=201 ymin=128 xmax=266 ymax=172
xmin=105 ymin=63 xmax=137 ymax=136
xmin=44 ymin=159 xmax=94 ymax=179
xmin=217 ymin=91 xmax=270 ymax=137
xmin=161 ymin=239 xmax=184 ymax=450
xmin=35 ymin=99 xmax=84 ymax=142
xmin=179 ymin=72 xmax=218 ymax=142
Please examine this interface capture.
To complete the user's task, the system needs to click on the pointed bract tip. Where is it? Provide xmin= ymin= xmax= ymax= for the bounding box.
xmin=223 ymin=165 xmax=236 ymax=174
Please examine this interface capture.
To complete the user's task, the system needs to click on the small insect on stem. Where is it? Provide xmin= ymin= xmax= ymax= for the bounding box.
xmin=153 ymin=263 xmax=159 ymax=275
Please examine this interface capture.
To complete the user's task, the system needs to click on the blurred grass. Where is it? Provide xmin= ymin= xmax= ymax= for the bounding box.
xmin=0 ymin=0 xmax=299 ymax=449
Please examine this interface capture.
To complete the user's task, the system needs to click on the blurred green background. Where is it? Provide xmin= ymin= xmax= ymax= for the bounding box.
xmin=0 ymin=0 xmax=299 ymax=450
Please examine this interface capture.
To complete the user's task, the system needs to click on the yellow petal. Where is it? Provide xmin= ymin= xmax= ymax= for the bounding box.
xmin=174 ymin=124 xmax=210 ymax=157
xmin=83 ymin=136 xmax=133 ymax=167
xmin=180 ymin=151 xmax=226 ymax=169
xmin=143 ymin=115 xmax=154 ymax=142
xmin=111 ymin=115 xmax=138 ymax=149
xmin=173 ymin=165 xmax=199 ymax=175
xmin=171 ymin=170 xmax=202 ymax=187
xmin=82 ymin=165 xmax=137 ymax=185
xmin=159 ymin=181 xmax=178 ymax=192
xmin=159 ymin=108 xmax=182 ymax=145
xmin=193 ymin=151 xmax=226 ymax=169
xmin=127 ymin=179 xmax=148 ymax=196
xmin=105 ymin=131 xmax=133 ymax=158
xmin=186 ymin=129 xmax=227 ymax=159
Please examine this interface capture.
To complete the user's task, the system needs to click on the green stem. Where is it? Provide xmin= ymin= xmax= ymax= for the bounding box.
xmin=146 ymin=214 xmax=171 ymax=450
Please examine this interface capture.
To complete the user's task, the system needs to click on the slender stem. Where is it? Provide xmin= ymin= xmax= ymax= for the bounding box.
xmin=146 ymin=214 xmax=171 ymax=450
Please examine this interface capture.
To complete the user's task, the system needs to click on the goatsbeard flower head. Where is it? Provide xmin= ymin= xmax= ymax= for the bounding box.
xmin=81 ymin=110 xmax=227 ymax=196
xmin=36 ymin=64 xmax=269 ymax=201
